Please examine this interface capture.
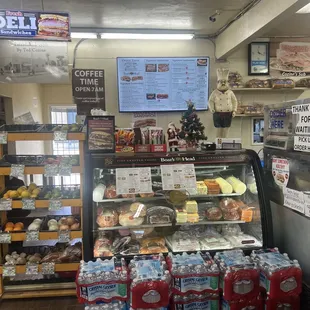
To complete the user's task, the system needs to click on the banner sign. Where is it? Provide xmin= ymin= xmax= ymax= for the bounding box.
xmin=0 ymin=40 xmax=68 ymax=83
xmin=0 ymin=10 xmax=70 ymax=41
xmin=72 ymin=69 xmax=105 ymax=115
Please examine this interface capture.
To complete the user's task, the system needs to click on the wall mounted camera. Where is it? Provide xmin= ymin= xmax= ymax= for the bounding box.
xmin=209 ymin=10 xmax=221 ymax=23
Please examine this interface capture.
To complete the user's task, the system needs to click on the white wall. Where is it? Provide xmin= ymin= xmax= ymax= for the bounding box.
xmin=42 ymin=38 xmax=304 ymax=152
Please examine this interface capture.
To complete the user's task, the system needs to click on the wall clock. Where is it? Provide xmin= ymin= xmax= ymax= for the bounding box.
xmin=248 ymin=42 xmax=270 ymax=75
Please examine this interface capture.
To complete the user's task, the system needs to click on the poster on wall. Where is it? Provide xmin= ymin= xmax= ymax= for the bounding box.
xmin=72 ymin=69 xmax=105 ymax=115
xmin=272 ymin=157 xmax=289 ymax=187
xmin=270 ymin=38 xmax=310 ymax=77
xmin=117 ymin=57 xmax=209 ymax=112
xmin=0 ymin=10 xmax=70 ymax=41
xmin=0 ymin=40 xmax=69 ymax=83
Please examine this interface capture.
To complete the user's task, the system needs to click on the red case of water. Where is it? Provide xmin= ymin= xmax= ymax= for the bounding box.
xmin=222 ymin=268 xmax=260 ymax=301
xmin=170 ymin=295 xmax=220 ymax=310
xmin=221 ymin=295 xmax=263 ymax=310
xmin=260 ymin=266 xmax=302 ymax=299
xmin=265 ymin=296 xmax=300 ymax=310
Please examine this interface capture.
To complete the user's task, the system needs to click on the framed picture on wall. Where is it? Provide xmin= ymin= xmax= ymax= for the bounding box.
xmin=248 ymin=42 xmax=270 ymax=75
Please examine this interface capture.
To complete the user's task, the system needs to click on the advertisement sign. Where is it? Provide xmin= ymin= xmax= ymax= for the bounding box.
xmin=72 ymin=69 xmax=105 ymax=115
xmin=270 ymin=38 xmax=310 ymax=77
xmin=0 ymin=40 xmax=68 ymax=83
xmin=0 ymin=10 xmax=70 ymax=41
xmin=272 ymin=157 xmax=289 ymax=187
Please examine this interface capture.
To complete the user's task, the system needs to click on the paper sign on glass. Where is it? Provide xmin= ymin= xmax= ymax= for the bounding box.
xmin=283 ymin=187 xmax=305 ymax=214
xmin=0 ymin=198 xmax=12 ymax=211
xmin=10 ymin=164 xmax=25 ymax=178
xmin=3 ymin=265 xmax=16 ymax=277
xmin=22 ymin=198 xmax=36 ymax=210
xmin=0 ymin=131 xmax=8 ymax=144
xmin=41 ymin=262 xmax=55 ymax=275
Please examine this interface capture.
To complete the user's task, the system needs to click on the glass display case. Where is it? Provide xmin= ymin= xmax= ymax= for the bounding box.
xmin=82 ymin=150 xmax=273 ymax=261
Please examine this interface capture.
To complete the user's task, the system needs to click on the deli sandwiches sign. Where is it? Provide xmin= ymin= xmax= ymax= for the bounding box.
xmin=0 ymin=10 xmax=70 ymax=41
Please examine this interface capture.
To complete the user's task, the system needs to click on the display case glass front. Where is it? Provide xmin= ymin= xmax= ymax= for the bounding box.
xmin=83 ymin=150 xmax=272 ymax=261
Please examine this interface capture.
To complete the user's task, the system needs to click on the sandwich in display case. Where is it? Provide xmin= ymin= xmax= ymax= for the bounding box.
xmin=82 ymin=150 xmax=273 ymax=261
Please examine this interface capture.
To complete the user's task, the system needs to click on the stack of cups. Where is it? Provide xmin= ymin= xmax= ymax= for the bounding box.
xmin=166 ymin=252 xmax=220 ymax=310
xmin=251 ymin=248 xmax=302 ymax=310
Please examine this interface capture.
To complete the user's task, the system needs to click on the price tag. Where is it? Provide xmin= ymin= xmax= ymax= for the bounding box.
xmin=58 ymin=230 xmax=70 ymax=243
xmin=48 ymin=199 xmax=62 ymax=211
xmin=41 ymin=262 xmax=55 ymax=275
xmin=0 ymin=198 xmax=12 ymax=211
xmin=26 ymin=231 xmax=39 ymax=241
xmin=22 ymin=198 xmax=36 ymax=210
xmin=58 ymin=162 xmax=72 ymax=176
xmin=0 ymin=131 xmax=8 ymax=144
xmin=3 ymin=265 xmax=16 ymax=277
xmin=0 ymin=233 xmax=11 ymax=243
xmin=26 ymin=263 xmax=39 ymax=275
xmin=53 ymin=130 xmax=67 ymax=141
xmin=10 ymin=164 xmax=25 ymax=178
xmin=44 ymin=164 xmax=59 ymax=177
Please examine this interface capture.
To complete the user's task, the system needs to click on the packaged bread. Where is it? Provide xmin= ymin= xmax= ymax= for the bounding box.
xmin=119 ymin=211 xmax=144 ymax=226
xmin=220 ymin=198 xmax=241 ymax=221
xmin=105 ymin=185 xmax=118 ymax=199
xmin=226 ymin=176 xmax=246 ymax=194
xmin=96 ymin=209 xmax=119 ymax=228
xmin=215 ymin=177 xmax=233 ymax=194
xmin=246 ymin=79 xmax=271 ymax=88
xmin=129 ymin=202 xmax=147 ymax=217
xmin=203 ymin=179 xmax=220 ymax=195
xmin=205 ymin=207 xmax=222 ymax=221
xmin=140 ymin=237 xmax=166 ymax=248
xmin=270 ymin=78 xmax=295 ymax=89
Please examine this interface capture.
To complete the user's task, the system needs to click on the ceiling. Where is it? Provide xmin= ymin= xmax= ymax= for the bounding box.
xmin=0 ymin=0 xmax=254 ymax=34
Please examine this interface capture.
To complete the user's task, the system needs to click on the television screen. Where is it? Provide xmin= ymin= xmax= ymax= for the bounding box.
xmin=117 ymin=57 xmax=210 ymax=112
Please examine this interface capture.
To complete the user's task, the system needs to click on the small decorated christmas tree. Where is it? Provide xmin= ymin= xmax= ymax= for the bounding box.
xmin=179 ymin=100 xmax=206 ymax=146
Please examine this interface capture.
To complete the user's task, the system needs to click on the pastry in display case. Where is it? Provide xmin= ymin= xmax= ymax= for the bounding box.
xmin=82 ymin=150 xmax=273 ymax=261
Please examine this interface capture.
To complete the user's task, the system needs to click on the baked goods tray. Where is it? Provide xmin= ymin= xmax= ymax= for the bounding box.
xmin=97 ymin=193 xmax=241 ymax=203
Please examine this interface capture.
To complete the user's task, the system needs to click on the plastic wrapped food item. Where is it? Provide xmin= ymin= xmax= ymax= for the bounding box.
xmin=129 ymin=202 xmax=146 ymax=217
xmin=187 ymin=213 xmax=199 ymax=223
xmin=199 ymin=229 xmax=232 ymax=251
xmin=166 ymin=231 xmax=200 ymax=252
xmin=105 ymin=185 xmax=118 ymax=199
xmin=93 ymin=184 xmax=106 ymax=202
xmin=224 ymin=233 xmax=262 ymax=248
xmin=221 ymin=224 xmax=242 ymax=236
xmin=184 ymin=200 xmax=198 ymax=213
xmin=222 ymin=208 xmax=241 ymax=221
xmin=97 ymin=209 xmax=119 ymax=228
xmin=122 ymin=193 xmax=136 ymax=198
xmin=196 ymin=181 xmax=208 ymax=195
xmin=146 ymin=206 xmax=174 ymax=224
xmin=205 ymin=207 xmax=222 ymax=221
xmin=175 ymin=208 xmax=187 ymax=223
xmin=246 ymin=79 xmax=271 ymax=88
xmin=119 ymin=211 xmax=144 ymax=226
xmin=203 ymin=179 xmax=220 ymax=195
xmin=172 ymin=293 xmax=219 ymax=310
xmin=215 ymin=177 xmax=233 ymax=194
xmin=220 ymin=198 xmax=239 ymax=210
xmin=222 ymin=296 xmax=263 ymax=310
xmin=139 ymin=192 xmax=154 ymax=198
xmin=226 ymin=176 xmax=246 ymax=195
xmin=270 ymin=78 xmax=295 ymax=89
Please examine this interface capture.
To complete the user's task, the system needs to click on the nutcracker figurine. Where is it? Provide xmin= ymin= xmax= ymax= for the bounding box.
xmin=167 ymin=122 xmax=179 ymax=152
xmin=209 ymin=68 xmax=238 ymax=138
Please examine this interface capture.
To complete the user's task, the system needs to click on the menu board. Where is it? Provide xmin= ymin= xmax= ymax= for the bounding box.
xmin=117 ymin=57 xmax=209 ymax=112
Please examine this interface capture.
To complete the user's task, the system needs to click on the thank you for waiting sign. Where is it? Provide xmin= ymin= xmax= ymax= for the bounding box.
xmin=0 ymin=10 xmax=70 ymax=41
xmin=72 ymin=69 xmax=105 ymax=114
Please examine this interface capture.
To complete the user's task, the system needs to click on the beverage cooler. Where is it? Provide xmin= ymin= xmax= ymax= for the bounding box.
xmin=264 ymin=99 xmax=310 ymax=284
xmin=82 ymin=150 xmax=273 ymax=262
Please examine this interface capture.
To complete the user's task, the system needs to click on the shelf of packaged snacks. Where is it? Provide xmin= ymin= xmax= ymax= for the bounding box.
xmin=232 ymin=87 xmax=307 ymax=91
xmin=6 ymin=132 xmax=85 ymax=141
xmin=11 ymin=199 xmax=82 ymax=209
xmin=96 ymin=193 xmax=241 ymax=203
xmin=0 ymin=166 xmax=82 ymax=175
xmin=0 ymin=262 xmax=79 ymax=275
xmin=175 ymin=220 xmax=246 ymax=226
xmin=10 ymin=231 xmax=82 ymax=242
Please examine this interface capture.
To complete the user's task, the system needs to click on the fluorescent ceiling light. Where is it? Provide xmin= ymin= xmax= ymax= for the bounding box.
xmin=100 ymin=33 xmax=194 ymax=40
xmin=297 ymin=3 xmax=310 ymax=13
xmin=71 ymin=32 xmax=98 ymax=39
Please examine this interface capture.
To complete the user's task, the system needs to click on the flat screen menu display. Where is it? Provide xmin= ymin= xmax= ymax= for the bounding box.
xmin=117 ymin=57 xmax=209 ymax=112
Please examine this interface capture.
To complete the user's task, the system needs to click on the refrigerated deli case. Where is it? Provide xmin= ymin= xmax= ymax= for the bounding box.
xmin=83 ymin=150 xmax=273 ymax=261
xmin=264 ymin=99 xmax=310 ymax=284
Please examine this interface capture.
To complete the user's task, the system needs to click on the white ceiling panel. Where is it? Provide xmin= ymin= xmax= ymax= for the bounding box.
xmin=0 ymin=0 xmax=253 ymax=34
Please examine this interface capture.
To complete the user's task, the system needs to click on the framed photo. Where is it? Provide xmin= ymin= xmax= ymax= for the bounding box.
xmin=248 ymin=42 xmax=270 ymax=75
xmin=87 ymin=116 xmax=115 ymax=153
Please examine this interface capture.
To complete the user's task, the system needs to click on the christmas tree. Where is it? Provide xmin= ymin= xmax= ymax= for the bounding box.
xmin=179 ymin=100 xmax=206 ymax=145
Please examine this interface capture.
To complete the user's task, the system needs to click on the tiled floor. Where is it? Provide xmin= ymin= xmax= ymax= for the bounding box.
xmin=0 ymin=297 xmax=84 ymax=310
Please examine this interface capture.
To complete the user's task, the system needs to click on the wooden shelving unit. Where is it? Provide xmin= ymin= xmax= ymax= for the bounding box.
xmin=0 ymin=131 xmax=85 ymax=299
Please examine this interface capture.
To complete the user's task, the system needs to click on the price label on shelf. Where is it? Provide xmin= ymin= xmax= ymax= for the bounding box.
xmin=41 ymin=262 xmax=55 ymax=275
xmin=58 ymin=230 xmax=70 ymax=243
xmin=0 ymin=131 xmax=8 ymax=144
xmin=10 ymin=164 xmax=25 ymax=179
xmin=44 ymin=164 xmax=59 ymax=177
xmin=26 ymin=231 xmax=39 ymax=242
xmin=26 ymin=263 xmax=39 ymax=275
xmin=58 ymin=162 xmax=72 ymax=176
xmin=116 ymin=167 xmax=152 ymax=195
xmin=53 ymin=130 xmax=68 ymax=141
xmin=161 ymin=164 xmax=197 ymax=190
xmin=48 ymin=199 xmax=62 ymax=211
xmin=22 ymin=198 xmax=36 ymax=210
xmin=3 ymin=265 xmax=16 ymax=277
xmin=0 ymin=198 xmax=12 ymax=211
xmin=0 ymin=233 xmax=11 ymax=244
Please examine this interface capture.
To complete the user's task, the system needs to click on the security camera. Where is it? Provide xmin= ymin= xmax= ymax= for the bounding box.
xmin=209 ymin=10 xmax=221 ymax=23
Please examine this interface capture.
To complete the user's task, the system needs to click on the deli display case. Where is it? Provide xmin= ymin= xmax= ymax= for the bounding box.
xmin=82 ymin=150 xmax=273 ymax=261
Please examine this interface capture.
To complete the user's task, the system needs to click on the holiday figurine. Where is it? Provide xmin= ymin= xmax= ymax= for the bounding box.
xmin=167 ymin=122 xmax=179 ymax=152
xmin=209 ymin=68 xmax=238 ymax=138
xmin=179 ymin=100 xmax=206 ymax=149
